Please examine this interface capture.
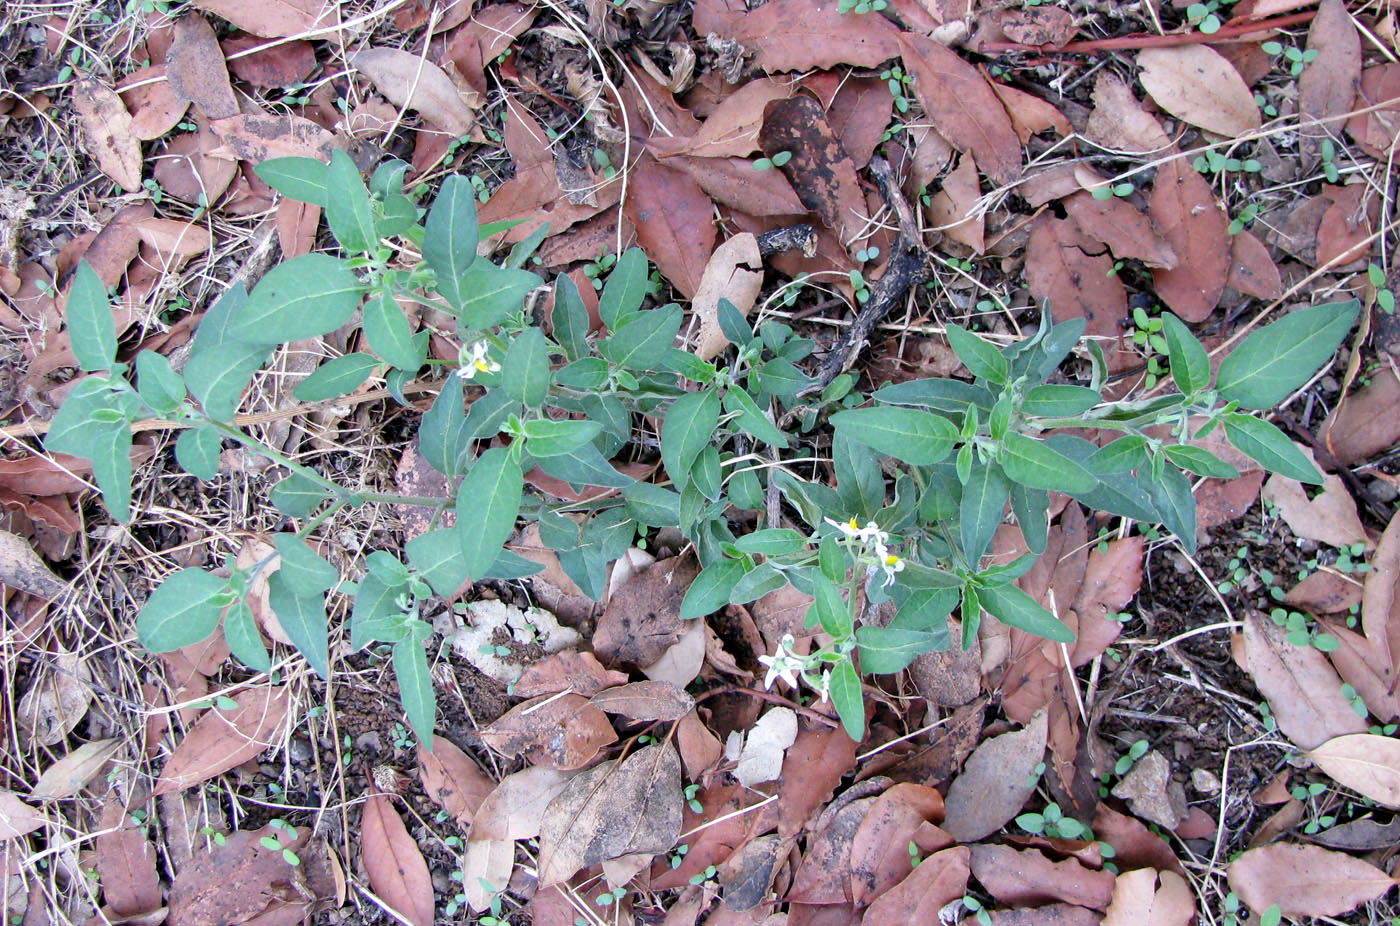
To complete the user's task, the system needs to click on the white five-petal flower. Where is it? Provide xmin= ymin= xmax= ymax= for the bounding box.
xmin=757 ymin=634 xmax=801 ymax=690
xmin=458 ymin=340 xmax=500 ymax=379
xmin=875 ymin=542 xmax=905 ymax=587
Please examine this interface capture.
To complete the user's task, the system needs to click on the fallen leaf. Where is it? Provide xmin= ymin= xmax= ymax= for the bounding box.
xmin=463 ymin=766 xmax=573 ymax=910
xmin=691 ymin=232 xmax=764 ymax=361
xmin=997 ymin=6 xmax=1077 ymax=45
xmin=1307 ymin=733 xmax=1400 ymax=807
xmin=1243 ymin=609 xmax=1368 ymax=750
xmin=1024 ymin=211 xmax=1128 ymax=350
xmin=1261 ymin=468 xmax=1370 ymax=551
xmin=676 ymin=709 xmax=724 ymax=778
xmin=0 ymin=791 xmax=46 ymax=841
xmin=787 ymin=797 xmax=871 ymax=904
xmin=130 ymin=216 xmax=213 ymax=262
xmin=443 ymin=3 xmax=537 ymax=98
xmin=1322 ymin=371 xmax=1400 ymax=465
xmin=653 ymin=781 xmax=778 ymax=890
xmin=656 ymin=77 xmax=791 ymax=159
xmin=734 ymin=707 xmax=797 ymax=787
xmin=1149 ymin=156 xmax=1229 ymax=321
xmin=418 ymin=737 xmax=494 ymax=828
xmin=210 ymin=111 xmax=344 ymax=162
xmin=514 ymin=651 xmax=629 ymax=698
xmin=1102 ymin=868 xmax=1194 ymax=926
xmin=1227 ymin=228 xmax=1284 ymax=299
xmin=351 ymin=47 xmax=475 ymax=137
xmin=30 ymin=738 xmax=122 ymax=801
xmin=222 ymin=35 xmax=317 ymax=88
xmin=479 ymin=693 xmax=617 ymax=770
xmin=1227 ymin=842 xmax=1396 ymax=917
xmin=589 ymin=680 xmax=695 ymax=722
xmin=1070 ymin=535 xmax=1144 ymax=666
xmin=1137 ymin=45 xmax=1262 ymax=138
xmin=166 ymin=15 xmax=239 ymax=119
xmin=117 ymin=65 xmax=189 ymax=141
xmin=1319 ymin=621 xmax=1398 ymax=720
xmin=1298 ymin=0 xmax=1361 ymax=167
xmin=848 ymin=783 xmax=946 ymax=906
xmin=17 ymin=647 xmax=92 ymax=747
xmin=708 ymin=0 xmax=901 ymax=72
xmin=152 ymin=685 xmax=291 ymax=795
xmin=1288 ymin=571 xmax=1364 ymax=614
xmin=1346 ymin=63 xmax=1400 ymax=160
xmin=1362 ymin=510 xmax=1400 ymax=672
xmin=926 ymin=154 xmax=984 ymax=253
xmin=758 ymin=94 xmax=870 ymax=251
xmin=1110 ymin=750 xmax=1187 ymax=830
xmin=860 ymin=845 xmax=970 ymax=922
xmin=989 ymin=80 xmax=1072 ymax=143
xmin=1091 ymin=804 xmax=1186 ymax=876
xmin=825 ymin=75 xmax=896 ymax=169
xmin=640 ymin=616 xmax=707 ymax=688
xmin=0 ymin=529 xmax=67 ymax=601
xmin=668 ymin=154 xmax=807 ymax=215
xmin=777 ymin=722 xmax=859 ymax=838
xmin=1316 ymin=182 xmax=1381 ymax=268
xmin=969 ymin=843 xmax=1116 ymax=909
xmin=622 ymin=154 xmax=715 ymax=300
xmin=899 ymin=33 xmax=1022 ymax=185
xmin=1085 ymin=71 xmax=1173 ymax=154
xmin=536 ymin=742 xmax=683 ymax=886
xmin=941 ymin=710 xmax=1047 ymax=842
xmin=719 ymin=832 xmax=785 ymax=911
xmin=1313 ymin=815 xmax=1400 ymax=851
xmin=73 ymin=78 xmax=143 ymax=192
xmin=96 ymin=799 xmax=162 ymax=916
xmin=594 ymin=554 xmax=698 ymax=667
xmin=169 ymin=823 xmax=336 ymax=923
xmin=362 ymin=791 xmax=434 ymax=926
xmin=1063 ymin=191 xmax=1176 ymax=269
xmin=188 ymin=0 xmax=338 ymax=38
xmin=154 ymin=112 xmax=239 ymax=203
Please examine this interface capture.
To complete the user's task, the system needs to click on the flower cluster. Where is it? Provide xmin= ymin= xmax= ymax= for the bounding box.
xmin=757 ymin=633 xmax=831 ymax=702
xmin=825 ymin=517 xmax=904 ymax=586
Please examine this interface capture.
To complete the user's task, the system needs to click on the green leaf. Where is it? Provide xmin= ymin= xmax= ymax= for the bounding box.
xmin=267 ymin=572 xmax=330 ymax=679
xmin=681 ymin=558 xmax=744 ymax=619
xmin=552 ymin=275 xmax=591 ymax=361
xmin=809 ymin=573 xmax=852 ymax=638
xmin=1163 ymin=444 xmax=1239 ymax=478
xmin=1000 ymin=432 xmax=1098 ymax=493
xmin=482 ymin=549 xmax=543 ymax=580
xmin=453 ymin=263 xmax=542 ymax=330
xmin=717 ymin=298 xmax=752 ymax=346
xmin=872 ymin=378 xmax=994 ymax=414
xmin=661 ymin=389 xmax=720 ymax=489
xmin=1010 ymin=483 xmax=1049 ymax=556
xmin=599 ymin=303 xmax=682 ymax=370
xmin=502 ymin=327 xmax=549 ymax=408
xmin=223 ymin=601 xmax=270 ymax=674
xmin=945 ymin=324 xmax=1008 ymax=384
xmin=856 ymin=625 xmax=943 ymax=674
xmin=135 ymin=350 xmax=185 ymax=413
xmin=505 ymin=221 xmax=550 ymax=269
xmin=324 ymin=148 xmax=377 ymax=253
xmin=1087 ymin=436 xmax=1150 ymax=474
xmin=728 ymin=468 xmax=764 ymax=510
xmin=419 ymin=374 xmax=468 ymax=476
xmin=66 ymin=261 xmax=117 ymax=372
xmin=622 ymin=482 xmax=682 ymax=527
xmin=1222 ymin=413 xmax=1322 ymax=484
xmin=829 ymin=659 xmax=864 ymax=741
xmin=368 ymin=550 xmax=411 ymax=587
xmin=1144 ymin=464 xmax=1199 ymax=554
xmin=522 ymin=417 xmax=604 ymax=457
xmin=1161 ymin=313 xmax=1209 ymax=395
xmin=270 ymin=472 xmax=328 ymax=518
xmin=230 ymin=254 xmax=365 ymax=345
xmin=350 ymin=573 xmax=404 ymax=650
xmin=293 ymin=353 xmax=378 ymax=401
xmin=83 ymin=419 xmax=135 ymax=523
xmin=832 ymin=430 xmax=884 ymax=520
xmin=363 ymin=293 xmax=422 ymax=370
xmin=461 ymin=389 xmax=518 ymax=445
xmin=274 ymin=534 xmax=339 ymax=593
xmin=752 ymin=357 xmax=814 ymax=398
xmin=599 ymin=247 xmax=649 ymax=330
xmin=184 ymin=338 xmax=273 ymax=421
xmin=406 ymin=529 xmax=470 ymax=597
xmin=1044 ymin=435 xmax=1159 ymax=523
xmin=979 ymin=583 xmax=1075 ymax=642
xmin=423 ymin=175 xmax=480 ymax=312
xmin=1216 ymin=300 xmax=1359 ymax=408
xmin=734 ymin=528 xmax=807 ymax=556
xmin=553 ymin=357 xmax=609 ymax=389
xmin=456 ymin=447 xmax=523 ymax=580
xmin=689 ymin=446 xmax=723 ymax=502
xmin=1020 ymin=385 xmax=1100 ymax=418
xmin=137 ymin=568 xmax=229 ymax=652
xmin=888 ymin=586 xmax=958 ymax=636
xmin=664 ymin=349 xmax=717 ymax=383
xmin=830 ymin=406 xmax=957 ymax=465
xmin=175 ymin=424 xmax=221 ymax=480
xmin=960 ymin=459 xmax=1010 ymax=563
xmin=394 ymin=638 xmax=436 ymax=750
xmin=728 ymin=564 xmax=787 ymax=605
xmin=254 ymin=157 xmax=329 ymax=207
xmin=723 ymin=387 xmax=789 ymax=449
xmin=536 ymin=442 xmax=635 ymax=488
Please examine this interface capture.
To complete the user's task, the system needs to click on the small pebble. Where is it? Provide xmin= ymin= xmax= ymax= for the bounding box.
xmin=1369 ymin=478 xmax=1398 ymax=503
xmin=1191 ymin=767 xmax=1221 ymax=794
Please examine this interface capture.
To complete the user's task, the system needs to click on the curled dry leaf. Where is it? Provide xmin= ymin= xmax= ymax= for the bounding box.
xmin=152 ymin=685 xmax=291 ymax=795
xmin=73 ymin=78 xmax=143 ymax=192
xmin=941 ymin=709 xmax=1047 ymax=841
xmin=594 ymin=554 xmax=697 ymax=667
xmin=1307 ymin=733 xmax=1400 ymax=807
xmin=1136 ymin=45 xmax=1262 ymax=138
xmin=759 ymin=94 xmax=871 ymax=251
xmin=655 ymin=77 xmax=791 ymax=159
xmin=691 ymin=232 xmax=764 ymax=360
xmin=1228 ymin=842 xmax=1396 ymax=917
xmin=536 ymin=742 xmax=683 ymax=887
xmin=970 ymin=843 xmax=1116 ymax=910
xmin=350 ymin=47 xmax=475 ymax=137
xmin=362 ymin=791 xmax=434 ymax=926
xmin=848 ymin=783 xmax=946 ymax=907
xmin=1110 ymin=750 xmax=1187 ymax=830
xmin=30 ymin=738 xmax=122 ymax=801
xmin=1102 ymin=868 xmax=1195 ymax=926
xmin=734 ymin=706 xmax=798 ymax=787
xmin=417 ymin=737 xmax=494 ymax=828
xmin=1085 ymin=71 xmax=1172 ymax=154
xmin=589 ymin=680 xmax=695 ymax=722
xmin=166 ymin=15 xmax=239 ymax=119
xmin=926 ymin=154 xmax=984 ymax=253
xmin=640 ymin=616 xmax=707 ymax=688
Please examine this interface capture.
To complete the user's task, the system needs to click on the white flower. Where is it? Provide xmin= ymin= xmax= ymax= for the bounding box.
xmin=814 ymin=669 xmax=831 ymax=703
xmin=458 ymin=340 xmax=500 ymax=379
xmin=875 ymin=543 xmax=905 ymax=587
xmin=758 ymin=634 xmax=801 ymax=690
xmin=824 ymin=516 xmax=888 ymax=546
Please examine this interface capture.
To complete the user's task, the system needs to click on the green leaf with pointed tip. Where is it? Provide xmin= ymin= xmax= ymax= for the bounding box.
xmin=681 ymin=558 xmax=744 ymax=619
xmin=274 ymin=534 xmax=338 ymax=593
xmin=1087 ymin=436 xmax=1150 ymax=475
xmin=175 ymin=424 xmax=221 ymax=480
xmin=1164 ymin=444 xmax=1239 ymax=478
xmin=394 ymin=638 xmax=435 ymax=750
xmin=522 ymin=417 xmax=604 ymax=457
xmin=829 ymin=659 xmax=864 ymax=741
xmin=553 ymin=357 xmax=609 ymax=389
xmin=137 ymin=568 xmax=229 ymax=652
xmin=728 ymin=467 xmax=763 ymax=511
xmin=406 ymin=529 xmax=470 ymax=597
xmin=717 ymin=298 xmax=752 ymax=346
xmin=1010 ymin=483 xmax=1049 ymax=556
xmin=832 ymin=406 xmax=957 ymax=465
xmin=832 ymin=430 xmax=884 ymax=520
xmin=454 ymin=263 xmax=542 ymax=329
xmin=723 ymin=387 xmax=789 ymax=449
xmin=230 ymin=254 xmax=364 ymax=345
xmin=690 ymin=446 xmax=723 ymax=502
xmin=66 ymin=261 xmax=116 ymax=372
xmin=622 ymin=482 xmax=682 ymax=527
xmin=502 ymin=327 xmax=549 ymax=408
xmin=419 ymin=374 xmax=468 ymax=476
xmin=979 ymin=583 xmax=1074 ymax=642
xmin=599 ymin=247 xmax=649 ymax=330
xmin=223 ymin=601 xmax=270 ymax=674
xmin=1161 ymin=313 xmax=1209 ymax=395
xmin=350 ymin=573 xmax=407 ymax=649
xmin=599 ymin=303 xmax=683 ymax=370
xmin=135 ymin=349 xmax=185 ymax=413
xmin=856 ymin=625 xmax=944 ymax=674
xmin=809 ymin=573 xmax=852 ymax=638
xmin=1216 ymin=300 xmax=1359 ymax=409
xmin=753 ymin=357 xmax=814 ymax=398
xmin=888 ymin=586 xmax=958 ymax=637
xmin=960 ymin=459 xmax=1010 ymax=563
xmin=873 ymin=378 xmax=995 ymax=414
xmin=457 ymin=447 xmax=522 ymax=580
xmin=267 ymin=572 xmax=330 ymax=678
xmin=1222 ymin=412 xmax=1322 ymax=484
xmin=254 ymin=157 xmax=328 ymax=207
xmin=552 ymin=275 xmax=591 ymax=361
xmin=1020 ymin=385 xmax=1100 ymax=418
xmin=1144 ymin=464 xmax=1199 ymax=554
xmin=729 ymin=563 xmax=786 ymax=605
xmin=1000 ymin=432 xmax=1098 ymax=493
xmin=363 ymin=293 xmax=421 ymax=370
xmin=423 ymin=175 xmax=479 ymax=312
xmin=661 ymin=388 xmax=720 ymax=489
xmin=536 ymin=441 xmax=634 ymax=488
xmin=293 ymin=353 xmax=378 ymax=401
xmin=482 ymin=549 xmax=543 ymax=580
xmin=945 ymin=324 xmax=1008 ymax=384
xmin=325 ymin=148 xmax=376 ymax=253
xmin=734 ymin=528 xmax=807 ymax=556
xmin=184 ymin=303 xmax=274 ymax=421
xmin=270 ymin=472 xmax=328 ymax=518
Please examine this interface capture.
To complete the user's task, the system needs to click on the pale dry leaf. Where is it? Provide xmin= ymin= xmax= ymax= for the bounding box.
xmin=417 ymin=737 xmax=494 ymax=828
xmin=463 ymin=766 xmax=573 ymax=910
xmin=514 ymin=650 xmax=628 ymax=698
xmin=0 ymin=529 xmax=68 ymax=600
xmin=166 ymin=15 xmax=239 ymax=119
xmin=1085 ymin=71 xmax=1173 ymax=154
xmin=153 ymin=686 xmax=291 ymax=795
xmin=588 ymin=680 xmax=695 ymax=722
xmin=1298 ymin=0 xmax=1361 ymax=166
xmin=188 ymin=0 xmax=339 ymax=38
xmin=0 ymin=792 xmax=46 ymax=841
xmin=1137 ymin=46 xmax=1262 ymax=138
xmin=1262 ymin=468 xmax=1370 ymax=551
xmin=361 ymin=791 xmax=434 ymax=926
xmin=478 ymin=692 xmax=616 ymax=770
xmin=941 ymin=709 xmax=1047 ymax=842
xmin=691 ymin=232 xmax=763 ymax=361
xmin=640 ymin=616 xmax=706 ymax=688
xmin=1307 ymin=734 xmax=1400 ymax=807
xmin=926 ymin=153 xmax=984 ymax=252
xmin=1110 ymin=750 xmax=1187 ymax=829
xmin=1102 ymin=868 xmax=1194 ymax=926
xmin=658 ymin=77 xmax=792 ymax=159
xmin=1363 ymin=509 xmax=1400 ymax=669
xmin=969 ymin=843 xmax=1116 ymax=909
xmin=1227 ymin=842 xmax=1397 ymax=917
xmin=131 ymin=217 xmax=214 ymax=262
xmin=734 ymin=707 xmax=797 ymax=787
xmin=1243 ymin=609 xmax=1368 ymax=750
xmin=351 ymin=47 xmax=475 ymax=137
xmin=73 ymin=78 xmax=143 ymax=192
xmin=209 ymin=112 xmax=344 ymax=163
xmin=17 ymin=647 xmax=93 ymax=748
xmin=30 ymin=738 xmax=121 ymax=801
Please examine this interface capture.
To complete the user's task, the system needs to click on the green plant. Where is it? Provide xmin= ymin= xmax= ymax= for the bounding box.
xmin=838 ymin=0 xmax=887 ymax=12
xmin=1016 ymin=801 xmax=1089 ymax=839
xmin=1320 ymin=138 xmax=1341 ymax=183
xmin=1114 ymin=739 xmax=1149 ymax=776
xmin=1261 ymin=40 xmax=1318 ymax=76
xmin=1369 ymin=263 xmax=1396 ymax=313
xmin=45 ymin=148 xmax=1359 ymax=747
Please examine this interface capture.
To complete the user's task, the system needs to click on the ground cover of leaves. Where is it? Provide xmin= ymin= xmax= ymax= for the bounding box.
xmin=1 ymin=0 xmax=1400 ymax=923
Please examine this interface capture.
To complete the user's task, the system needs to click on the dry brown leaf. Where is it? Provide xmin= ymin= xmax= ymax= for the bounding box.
xmin=1070 ymin=535 xmax=1144 ymax=667
xmin=117 ymin=65 xmax=189 ymax=141
xmin=1289 ymin=571 xmax=1365 ymax=615
xmin=152 ymin=685 xmax=291 ymax=795
xmin=1149 ymin=155 xmax=1229 ymax=322
xmin=640 ymin=616 xmax=706 ymax=688
xmin=970 ymin=843 xmax=1116 ymax=909
xmin=222 ymin=35 xmax=317 ymax=88
xmin=1085 ymin=71 xmax=1173 ymax=154
xmin=691 ymin=232 xmax=763 ymax=360
xmin=926 ymin=154 xmax=984 ymax=253
xmin=1092 ymin=804 xmax=1186 ymax=876
xmin=676 ymin=709 xmax=723 ymax=779
xmin=1261 ymin=468 xmax=1370 ymax=551
xmin=1316 ymin=182 xmax=1380 ymax=268
xmin=622 ymin=154 xmax=718 ymax=300
xmin=130 ymin=216 xmax=213 ymax=262
xmin=478 ymin=693 xmax=617 ymax=769
xmin=1102 ymin=868 xmax=1194 ymax=926
xmin=859 ymin=845 xmax=970 ymax=922
xmin=588 ymin=680 xmax=695 ymax=722
xmin=848 ymin=783 xmax=946 ymax=907
xmin=1362 ymin=510 xmax=1400 ymax=671
xmin=656 ymin=77 xmax=791 ymax=159
xmin=594 ymin=554 xmax=697 ymax=667
xmin=1137 ymin=45 xmax=1262 ymax=138
xmin=17 ymin=647 xmax=92 ymax=748
xmin=1025 ymin=211 xmax=1128 ymax=349
xmin=667 ymin=154 xmax=807 ymax=216
xmin=997 ymin=6 xmax=1077 ymax=45
xmin=1298 ymin=0 xmax=1361 ymax=167
xmin=787 ymin=796 xmax=870 ymax=904
xmin=1346 ymin=63 xmax=1400 ymax=160
xmin=351 ymin=47 xmax=475 ymax=137
xmin=1227 ymin=228 xmax=1284 ymax=300
xmin=1063 ymin=190 xmax=1176 ymax=269
xmin=73 ymin=78 xmax=143 ymax=192
xmin=188 ymin=0 xmax=337 ymax=38
xmin=1110 ymin=750 xmax=1187 ymax=830
xmin=988 ymin=80 xmax=1072 ymax=143
xmin=777 ymin=723 xmax=859 ymax=839
xmin=0 ymin=792 xmax=46 ymax=841
xmin=1322 ymin=371 xmax=1400 ymax=466
xmin=899 ymin=33 xmax=1022 ymax=185
xmin=417 ymin=737 xmax=494 ymax=828
xmin=0 ymin=529 xmax=66 ymax=601
xmin=536 ymin=742 xmax=683 ymax=887
xmin=96 ymin=799 xmax=162 ymax=917
xmin=362 ymin=791 xmax=434 ymax=926
xmin=706 ymin=0 xmax=901 ymax=72
xmin=154 ymin=112 xmax=239 ymax=203
xmin=1227 ymin=842 xmax=1396 ymax=917
xmin=168 ymin=823 xmax=336 ymax=922
xmin=513 ymin=651 xmax=628 ymax=698
xmin=1243 ymin=610 xmax=1368 ymax=750
xmin=462 ymin=766 xmax=572 ymax=909
xmin=29 ymin=738 xmax=121 ymax=801
xmin=166 ymin=15 xmax=239 ymax=119
xmin=941 ymin=710 xmax=1047 ymax=842
xmin=210 ymin=111 xmax=343 ymax=163
xmin=1307 ymin=734 xmax=1400 ymax=807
